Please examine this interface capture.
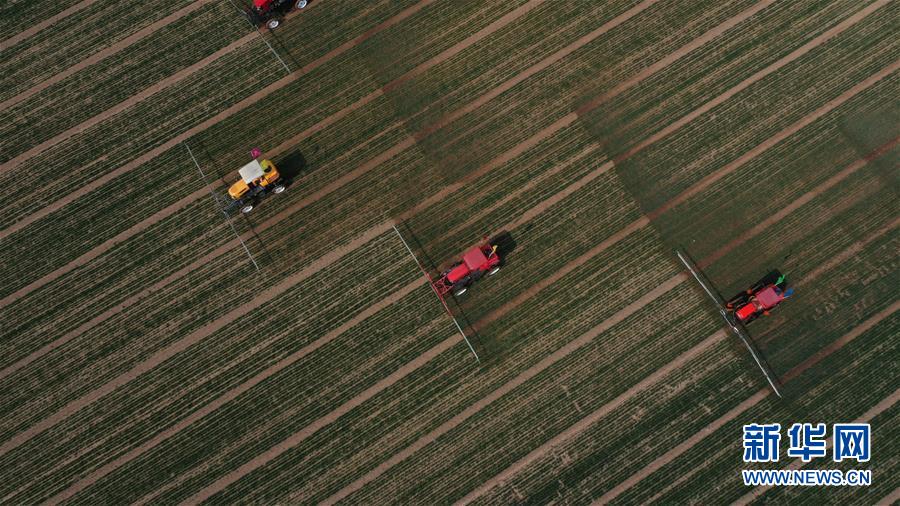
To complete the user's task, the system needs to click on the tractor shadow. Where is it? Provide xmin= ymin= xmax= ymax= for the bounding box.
xmin=266 ymin=27 xmax=304 ymax=72
xmin=448 ymin=231 xmax=518 ymax=364
xmin=489 ymin=230 xmax=518 ymax=262
xmin=276 ymin=149 xmax=308 ymax=188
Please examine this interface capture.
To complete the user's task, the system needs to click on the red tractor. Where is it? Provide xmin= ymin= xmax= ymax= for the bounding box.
xmin=246 ymin=0 xmax=307 ymax=29
xmin=726 ymin=270 xmax=794 ymax=324
xmin=433 ymin=242 xmax=502 ymax=297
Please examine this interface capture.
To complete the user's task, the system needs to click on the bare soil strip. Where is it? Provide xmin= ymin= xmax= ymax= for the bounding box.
xmin=735 ymin=383 xmax=900 ymax=505
xmin=43 ymin=277 xmax=427 ymax=504
xmin=593 ymin=290 xmax=900 ymax=505
xmin=0 ymin=0 xmax=99 ymax=52
xmin=648 ymin=58 xmax=900 ymax=220
xmin=0 ymin=223 xmax=391 ymax=459
xmin=2 ymin=32 xmax=256 ymax=170
xmin=877 ymin=486 xmax=900 ymax=505
xmin=0 ymin=0 xmax=216 ymax=112
xmin=455 ymin=330 xmax=730 ymax=505
xmin=616 ymin=0 xmax=893 ymax=163
xmin=0 ymin=0 xmax=436 ymax=241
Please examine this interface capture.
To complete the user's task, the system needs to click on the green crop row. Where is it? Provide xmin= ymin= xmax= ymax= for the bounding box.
xmin=0 ymin=230 xmax=411 ymax=437
xmin=67 ymin=293 xmax=453 ymax=505
xmin=0 ymin=196 xmax=228 ymax=362
xmin=0 ymin=39 xmax=278 ymax=225
xmin=1 ymin=234 xmax=438 ymax=503
xmin=0 ymin=0 xmax=82 ymax=40
xmin=0 ymin=0 xmax=198 ymax=99
xmin=615 ymin=313 xmax=898 ymax=505
xmin=0 ymin=0 xmax=249 ymax=158
xmin=582 ymin=0 xmax=875 ymax=160
xmin=615 ymin=10 xmax=898 ymax=211
xmin=40 ymin=146 xmax=660 ymax=502
xmin=177 ymin=224 xmax=679 ymax=503
xmin=348 ymin=293 xmax=733 ymax=504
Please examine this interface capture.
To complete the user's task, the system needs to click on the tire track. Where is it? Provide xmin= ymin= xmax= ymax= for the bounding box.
xmin=0 ymin=0 xmax=216 ymax=112
xmin=0 ymin=223 xmax=392 ymax=459
xmin=2 ymin=32 xmax=257 ymax=170
xmin=735 ymin=382 xmax=900 ymax=505
xmin=0 ymin=0 xmax=436 ymax=241
xmin=42 ymin=276 xmax=427 ymax=505
xmin=877 ymin=486 xmax=900 ymax=505
xmin=0 ymin=0 xmax=99 ymax=52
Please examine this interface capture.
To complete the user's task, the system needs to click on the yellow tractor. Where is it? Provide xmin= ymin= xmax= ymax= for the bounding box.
xmin=227 ymin=157 xmax=286 ymax=214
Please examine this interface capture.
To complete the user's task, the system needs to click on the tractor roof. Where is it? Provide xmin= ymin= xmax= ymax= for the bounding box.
xmin=238 ymin=160 xmax=265 ymax=183
xmin=756 ymin=286 xmax=783 ymax=309
xmin=462 ymin=247 xmax=488 ymax=270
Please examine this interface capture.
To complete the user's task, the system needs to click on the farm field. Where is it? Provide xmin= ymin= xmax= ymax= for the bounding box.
xmin=0 ymin=0 xmax=897 ymax=504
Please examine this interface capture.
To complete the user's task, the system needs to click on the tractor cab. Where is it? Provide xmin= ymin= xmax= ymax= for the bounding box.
xmin=434 ymin=243 xmax=501 ymax=297
xmin=226 ymin=157 xmax=285 ymax=214
xmin=727 ymin=270 xmax=793 ymax=324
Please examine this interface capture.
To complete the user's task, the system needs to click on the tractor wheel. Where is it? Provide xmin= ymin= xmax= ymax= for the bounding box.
xmin=266 ymin=19 xmax=280 ymax=29
xmin=273 ymin=184 xmax=286 ymax=194
xmin=241 ymin=203 xmax=255 ymax=214
xmin=487 ymin=266 xmax=501 ymax=276
xmin=296 ymin=0 xmax=308 ymax=8
xmin=453 ymin=287 xmax=467 ymax=297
